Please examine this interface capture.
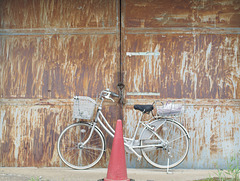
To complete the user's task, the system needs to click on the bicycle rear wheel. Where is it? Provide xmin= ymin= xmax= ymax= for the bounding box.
xmin=140 ymin=118 xmax=189 ymax=169
xmin=57 ymin=122 xmax=105 ymax=169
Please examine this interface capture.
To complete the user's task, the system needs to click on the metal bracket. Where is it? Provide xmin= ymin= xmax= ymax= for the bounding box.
xmin=126 ymin=52 xmax=160 ymax=57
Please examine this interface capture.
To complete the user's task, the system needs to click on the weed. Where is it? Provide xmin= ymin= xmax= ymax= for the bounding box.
xmin=196 ymin=152 xmax=240 ymax=181
xmin=28 ymin=176 xmax=50 ymax=181
xmin=28 ymin=177 xmax=39 ymax=181
xmin=224 ymin=153 xmax=240 ymax=181
xmin=217 ymin=169 xmax=225 ymax=180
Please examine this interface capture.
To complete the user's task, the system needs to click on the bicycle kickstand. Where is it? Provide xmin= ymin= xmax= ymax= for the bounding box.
xmin=167 ymin=158 xmax=172 ymax=174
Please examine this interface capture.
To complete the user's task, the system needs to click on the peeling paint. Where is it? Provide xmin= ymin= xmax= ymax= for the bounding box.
xmin=123 ymin=34 xmax=240 ymax=99
xmin=0 ymin=0 xmax=120 ymax=167
xmin=125 ymin=0 xmax=240 ymax=28
xmin=0 ymin=34 xmax=119 ymax=98
xmin=123 ymin=100 xmax=240 ymax=168
xmin=0 ymin=0 xmax=240 ymax=169
xmin=126 ymin=92 xmax=160 ymax=96
xmin=122 ymin=0 xmax=240 ymax=169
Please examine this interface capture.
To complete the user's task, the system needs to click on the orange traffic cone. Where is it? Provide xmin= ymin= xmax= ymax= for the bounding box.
xmin=104 ymin=120 xmax=131 ymax=181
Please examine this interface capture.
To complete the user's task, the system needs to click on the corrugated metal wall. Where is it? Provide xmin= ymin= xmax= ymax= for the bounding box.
xmin=0 ymin=0 xmax=239 ymax=169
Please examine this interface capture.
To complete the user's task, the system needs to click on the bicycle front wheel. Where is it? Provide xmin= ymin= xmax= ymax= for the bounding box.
xmin=140 ymin=118 xmax=189 ymax=169
xmin=57 ymin=122 xmax=105 ymax=169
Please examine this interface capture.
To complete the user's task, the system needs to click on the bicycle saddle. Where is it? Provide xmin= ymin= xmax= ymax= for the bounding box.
xmin=134 ymin=105 xmax=154 ymax=113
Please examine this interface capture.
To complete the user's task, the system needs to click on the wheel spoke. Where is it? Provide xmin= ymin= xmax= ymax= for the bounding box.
xmin=167 ymin=134 xmax=188 ymax=144
xmin=57 ymin=122 xmax=104 ymax=169
xmin=81 ymin=146 xmax=104 ymax=151
xmin=141 ymin=119 xmax=189 ymax=169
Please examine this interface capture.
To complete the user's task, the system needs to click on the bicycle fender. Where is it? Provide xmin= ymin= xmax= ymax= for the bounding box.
xmin=170 ymin=119 xmax=190 ymax=139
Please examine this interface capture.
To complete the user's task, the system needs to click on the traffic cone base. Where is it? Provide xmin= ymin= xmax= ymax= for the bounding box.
xmin=104 ymin=120 xmax=130 ymax=181
xmin=104 ymin=179 xmax=130 ymax=181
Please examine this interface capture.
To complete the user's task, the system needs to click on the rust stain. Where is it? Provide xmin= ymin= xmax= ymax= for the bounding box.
xmin=125 ymin=0 xmax=240 ymax=28
xmin=0 ymin=103 xmax=71 ymax=167
xmin=0 ymin=0 xmax=117 ymax=29
xmin=0 ymin=0 xmax=120 ymax=168
xmin=0 ymin=34 xmax=119 ymax=99
xmin=123 ymin=100 xmax=240 ymax=168
xmin=124 ymin=33 xmax=240 ymax=99
xmin=0 ymin=99 xmax=121 ymax=167
xmin=1 ymin=0 xmax=240 ymax=169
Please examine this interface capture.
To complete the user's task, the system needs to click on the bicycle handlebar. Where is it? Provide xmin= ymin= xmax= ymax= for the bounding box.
xmin=110 ymin=91 xmax=119 ymax=98
xmin=99 ymin=89 xmax=119 ymax=102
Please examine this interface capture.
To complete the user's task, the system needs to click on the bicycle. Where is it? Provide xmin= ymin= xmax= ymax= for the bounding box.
xmin=57 ymin=89 xmax=190 ymax=170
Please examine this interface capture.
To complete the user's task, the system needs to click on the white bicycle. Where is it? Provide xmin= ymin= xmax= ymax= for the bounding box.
xmin=57 ymin=89 xmax=190 ymax=170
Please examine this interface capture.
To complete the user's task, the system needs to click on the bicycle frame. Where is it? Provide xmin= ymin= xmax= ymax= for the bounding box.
xmin=80 ymin=97 xmax=167 ymax=160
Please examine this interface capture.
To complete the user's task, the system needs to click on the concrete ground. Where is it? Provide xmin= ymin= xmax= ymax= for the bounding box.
xmin=0 ymin=167 xmax=220 ymax=181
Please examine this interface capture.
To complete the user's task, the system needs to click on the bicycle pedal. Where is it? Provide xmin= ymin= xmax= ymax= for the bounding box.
xmin=137 ymin=155 xmax=142 ymax=161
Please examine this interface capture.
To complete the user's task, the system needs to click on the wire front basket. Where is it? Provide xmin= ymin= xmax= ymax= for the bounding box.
xmin=155 ymin=100 xmax=185 ymax=117
xmin=73 ymin=96 xmax=96 ymax=120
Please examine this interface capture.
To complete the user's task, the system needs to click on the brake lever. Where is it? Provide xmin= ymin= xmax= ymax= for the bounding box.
xmin=105 ymin=92 xmax=115 ymax=102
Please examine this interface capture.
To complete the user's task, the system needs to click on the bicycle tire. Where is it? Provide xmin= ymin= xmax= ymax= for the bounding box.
xmin=140 ymin=118 xmax=189 ymax=169
xmin=57 ymin=122 xmax=105 ymax=169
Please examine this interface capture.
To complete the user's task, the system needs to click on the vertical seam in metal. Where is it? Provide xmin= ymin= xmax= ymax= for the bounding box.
xmin=119 ymin=0 xmax=122 ymax=83
xmin=117 ymin=0 xmax=125 ymax=106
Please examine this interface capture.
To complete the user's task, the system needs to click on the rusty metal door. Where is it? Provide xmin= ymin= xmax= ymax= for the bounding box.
xmin=0 ymin=0 xmax=121 ymax=167
xmin=121 ymin=0 xmax=240 ymax=169
xmin=0 ymin=0 xmax=240 ymax=169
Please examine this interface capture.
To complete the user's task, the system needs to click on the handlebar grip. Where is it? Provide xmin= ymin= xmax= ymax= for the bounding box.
xmin=111 ymin=92 xmax=119 ymax=97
